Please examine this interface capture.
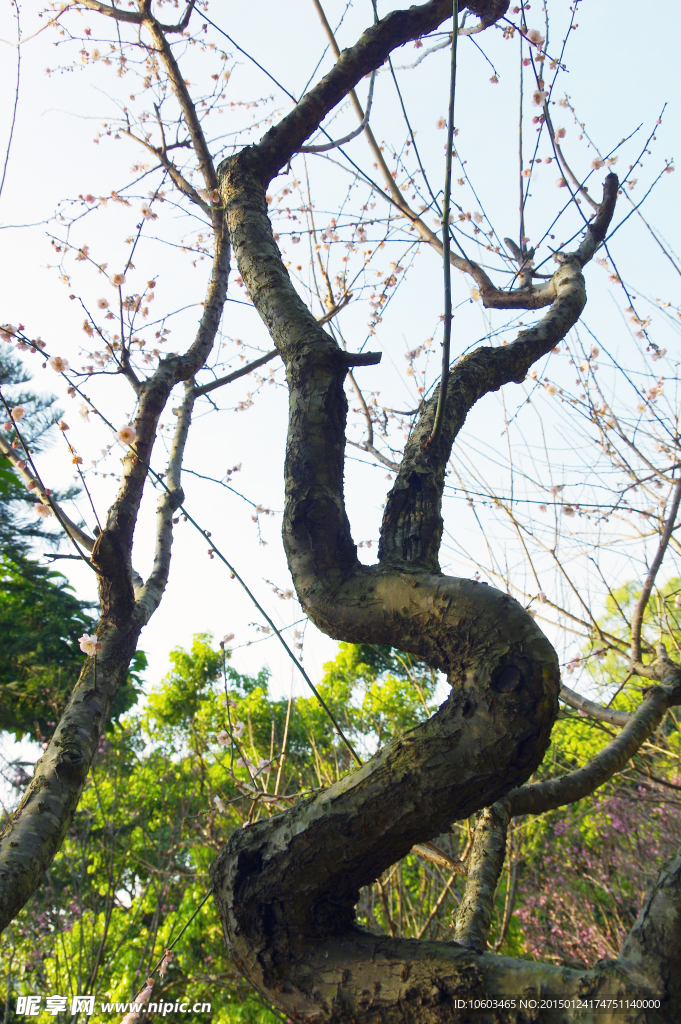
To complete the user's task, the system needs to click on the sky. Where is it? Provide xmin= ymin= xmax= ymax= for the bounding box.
xmin=0 ymin=0 xmax=679 ymax=779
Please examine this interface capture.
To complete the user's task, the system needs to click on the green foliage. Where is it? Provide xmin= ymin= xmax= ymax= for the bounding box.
xmin=0 ymin=345 xmax=145 ymax=740
xmin=0 ymin=635 xmax=441 ymax=1022
xmin=0 ymin=553 xmax=144 ymax=741
xmin=3 ymin=620 xmax=679 ymax=1017
xmin=0 ymin=345 xmax=67 ymax=554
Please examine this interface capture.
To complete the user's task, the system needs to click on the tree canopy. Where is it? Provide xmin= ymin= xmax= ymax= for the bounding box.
xmin=1 ymin=0 xmax=680 ymax=1021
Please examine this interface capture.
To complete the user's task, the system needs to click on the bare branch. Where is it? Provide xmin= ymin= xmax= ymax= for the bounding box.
xmin=560 ymin=683 xmax=631 ymax=727
xmin=453 ymin=803 xmax=509 ymax=950
xmin=142 ymin=11 xmax=218 ymax=192
xmin=505 ymin=683 xmax=677 ymax=819
xmin=412 ymin=841 xmax=466 ymax=875
xmin=0 ymin=429 xmax=95 ymax=553
xmin=631 ymin=475 xmax=681 ymax=663
xmin=300 ymin=71 xmax=376 ymax=154
xmin=193 ymin=350 xmax=279 ymax=397
xmin=78 ymin=0 xmax=143 ymax=25
xmin=135 ymin=382 xmax=194 ymax=624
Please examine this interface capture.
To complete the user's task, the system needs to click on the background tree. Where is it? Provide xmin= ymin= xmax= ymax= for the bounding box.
xmin=0 ymin=347 xmax=142 ymax=744
xmin=0 ymin=0 xmax=679 ymax=1021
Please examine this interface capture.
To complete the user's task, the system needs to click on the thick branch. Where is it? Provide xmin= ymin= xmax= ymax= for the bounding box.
xmin=453 ymin=803 xmax=509 ymax=950
xmin=378 ymin=255 xmax=588 ymax=569
xmin=242 ymin=0 xmax=504 ymax=187
xmin=504 ymin=684 xmax=674 ymax=819
xmin=0 ymin=620 xmax=141 ymax=931
xmin=134 ymin=382 xmax=194 ymax=623
xmin=375 ymin=177 xmax=617 ymax=569
xmin=559 ymin=683 xmax=631 ymax=727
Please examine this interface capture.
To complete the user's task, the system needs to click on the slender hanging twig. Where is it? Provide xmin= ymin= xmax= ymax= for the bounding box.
xmin=428 ymin=0 xmax=458 ymax=445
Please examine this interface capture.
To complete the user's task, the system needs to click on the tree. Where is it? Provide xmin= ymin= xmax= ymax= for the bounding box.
xmin=1 ymin=0 xmax=680 ymax=1020
xmin=0 ymin=347 xmax=141 ymax=742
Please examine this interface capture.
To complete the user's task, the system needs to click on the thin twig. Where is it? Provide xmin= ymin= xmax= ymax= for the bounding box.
xmin=428 ymin=0 xmax=458 ymax=445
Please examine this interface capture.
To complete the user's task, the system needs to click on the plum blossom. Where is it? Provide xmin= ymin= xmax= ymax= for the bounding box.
xmin=158 ymin=950 xmax=174 ymax=978
xmin=111 ymin=272 xmax=126 ymax=287
xmin=232 ymin=721 xmax=245 ymax=739
xmin=554 ymin=127 xmax=566 ymax=140
xmin=216 ymin=730 xmax=230 ymax=747
xmin=115 ymin=424 xmax=137 ymax=445
xmin=2 ymin=422 xmax=12 ymax=432
xmin=526 ymin=28 xmax=545 ymax=46
xmin=257 ymin=757 xmax=273 ymax=776
xmin=49 ymin=356 xmax=70 ymax=372
xmin=97 ymin=298 xmax=109 ymax=309
xmin=35 ymin=503 xmax=53 ymax=518
xmin=120 ymin=982 xmax=154 ymax=1024
xmin=78 ymin=633 xmax=102 ymax=656
xmin=10 ymin=406 xmax=25 ymax=421
xmin=221 ymin=633 xmax=235 ymax=645
xmin=214 ymin=795 xmax=227 ymax=814
xmin=196 ymin=188 xmax=221 ymax=205
xmin=532 ymin=89 xmax=547 ymax=106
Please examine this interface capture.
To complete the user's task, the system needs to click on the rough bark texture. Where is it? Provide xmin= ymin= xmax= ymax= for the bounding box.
xmin=210 ymin=112 xmax=641 ymax=1024
xmin=206 ymin=17 xmax=681 ymax=1012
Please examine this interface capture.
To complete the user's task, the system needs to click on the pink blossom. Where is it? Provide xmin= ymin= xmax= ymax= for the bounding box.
xmin=158 ymin=950 xmax=174 ymax=978
xmin=49 ymin=356 xmax=70 ymax=373
xmin=78 ymin=633 xmax=102 ymax=656
xmin=35 ymin=503 xmax=53 ymax=518
xmin=115 ymin=424 xmax=137 ymax=445
xmin=214 ymin=795 xmax=227 ymax=813
xmin=10 ymin=406 xmax=25 ymax=421
xmin=216 ymin=730 xmax=230 ymax=747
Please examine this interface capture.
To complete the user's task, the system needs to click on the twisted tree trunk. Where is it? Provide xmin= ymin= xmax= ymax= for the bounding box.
xmin=205 ymin=120 xmax=679 ymax=1024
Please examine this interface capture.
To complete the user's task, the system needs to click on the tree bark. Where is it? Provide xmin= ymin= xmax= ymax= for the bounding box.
xmin=210 ymin=105 xmax=644 ymax=1024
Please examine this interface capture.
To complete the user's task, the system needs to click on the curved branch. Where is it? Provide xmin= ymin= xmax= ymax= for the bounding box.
xmin=300 ymin=71 xmax=376 ymax=154
xmin=559 ymin=683 xmax=631 ymax=727
xmin=0 ymin=432 xmax=95 ymax=553
xmin=505 ymin=684 xmax=674 ymax=819
xmin=453 ymin=803 xmax=509 ymax=950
